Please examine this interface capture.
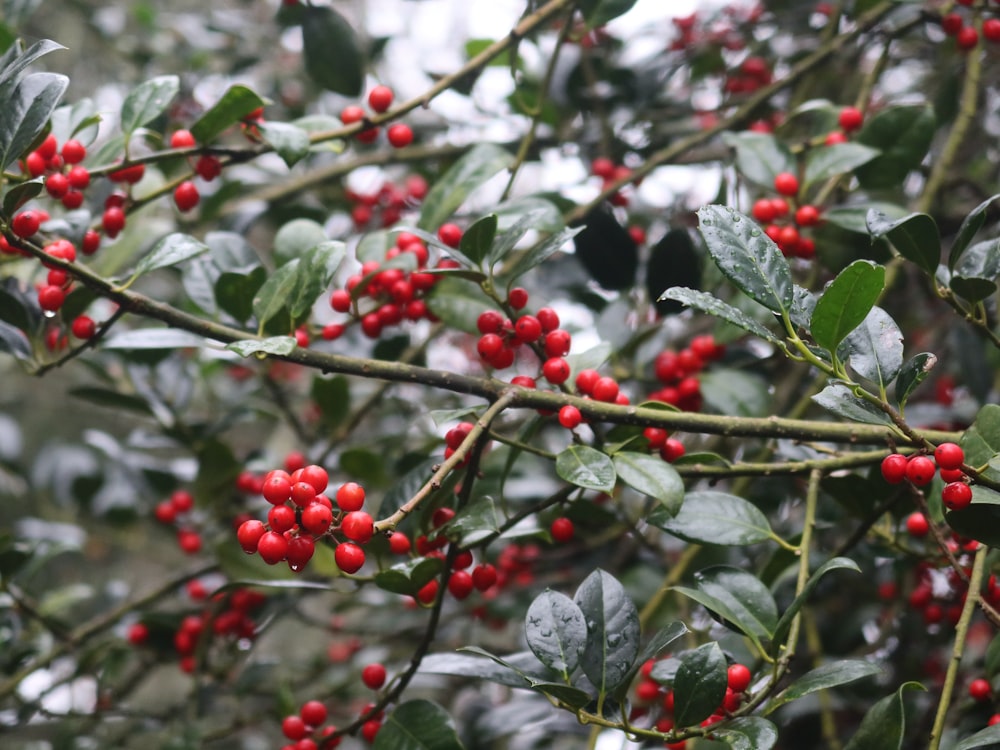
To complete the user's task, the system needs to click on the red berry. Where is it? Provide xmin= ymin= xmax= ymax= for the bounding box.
xmin=970 ymin=678 xmax=992 ymax=702
xmin=727 ymin=663 xmax=752 ymax=693
xmin=934 ymin=442 xmax=964 ymax=471
xmin=558 ymin=405 xmax=582 ymax=429
xmin=794 ymin=204 xmax=820 ymax=227
xmin=387 ymin=123 xmax=413 ymax=148
xmin=514 ymin=315 xmax=542 ymax=343
xmin=416 ymin=578 xmax=439 ymax=604
xmin=825 ymin=130 xmax=848 ymax=145
xmin=169 ymin=129 xmax=196 ymax=149
xmin=262 ymin=473 xmax=292 ymax=504
xmin=448 ymin=570 xmax=474 ymax=599
xmin=25 ymin=151 xmax=46 ymax=176
xmin=109 ymin=162 xmax=145 ymax=184
xmin=957 ymin=26 xmax=979 ymax=50
xmin=341 ymin=511 xmax=374 ymax=544
xmin=751 ymin=199 xmax=776 ymax=223
xmin=660 ymin=438 xmax=685 ymax=463
xmin=301 ymin=502 xmax=333 ymax=535
xmin=300 ymin=464 xmax=328 ymax=493
xmin=70 ymin=315 xmax=96 ymax=339
xmin=45 ymin=172 xmax=69 ymax=199
xmin=880 ymin=453 xmax=908 ymax=484
xmin=592 ymin=376 xmax=620 ymax=403
xmin=286 ymin=535 xmax=315 ymax=571
xmin=282 ymin=715 xmax=308 ymax=740
xmin=368 ymin=85 xmax=394 ymax=113
xmin=508 ymin=287 xmax=529 ymax=309
xmin=38 ymin=285 xmax=66 ymax=311
xmin=268 ymin=504 xmax=296 ymax=534
xmin=173 ymin=181 xmax=200 ymax=212
xmin=82 ymin=230 xmax=101 ymax=255
xmin=237 ymin=519 xmax=267 ymax=553
xmin=177 ymin=529 xmax=202 ymax=554
xmin=340 ymin=105 xmax=365 ymax=124
xmin=335 ymin=542 xmax=365 ymax=573
xmin=591 ymin=157 xmax=615 ymax=179
xmin=472 ymin=563 xmax=497 ymax=591
xmin=102 ymin=206 xmax=126 ymax=238
xmin=438 ymin=223 xmax=462 ymax=248
xmin=542 ymin=357 xmax=570 ymax=384
xmin=837 ymin=106 xmax=863 ymax=132
xmin=335 ymin=482 xmax=366 ymax=512
xmin=906 ymin=455 xmax=936 ymax=486
xmin=258 ymin=531 xmax=289 ymax=564
xmin=575 ymin=368 xmax=600 ymax=395
xmin=361 ymin=719 xmax=381 ymax=742
xmin=388 ymin=531 xmax=411 ymax=554
xmin=544 ymin=329 xmax=572 ymax=357
xmin=36 ymin=134 xmax=57 ymax=160
xmin=536 ymin=307 xmax=559 ymax=332
xmin=12 ymin=210 xmax=41 ymax=238
xmin=905 ymin=512 xmax=930 ymax=537
xmin=300 ymin=700 xmax=327 ymax=728
xmin=170 ymin=489 xmax=194 ymax=512
xmin=154 ymin=500 xmax=177 ymax=524
xmin=985 ymin=19 xmax=1000 ymax=43
xmin=773 ymin=172 xmax=799 ymax=197
xmin=195 ymin=155 xmax=222 ymax=181
xmin=942 ymin=482 xmax=972 ymax=511
xmin=476 ymin=310 xmax=503 ymax=334
xmin=550 ymin=517 xmax=574 ymax=543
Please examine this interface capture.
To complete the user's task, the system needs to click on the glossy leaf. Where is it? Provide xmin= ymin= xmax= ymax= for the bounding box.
xmin=574 ymin=569 xmax=640 ymax=695
xmin=700 ymin=369 xmax=771 ymax=418
xmin=215 ymin=267 xmax=267 ymax=324
xmin=419 ymin=143 xmax=513 ymax=231
xmin=673 ymin=641 xmax=728 ymax=727
xmin=190 ymin=84 xmax=266 ymax=144
xmin=422 ymin=649 xmax=548 ymax=689
xmin=855 ymin=105 xmax=936 ymax=189
xmin=647 ymin=229 xmax=702 ymax=316
xmin=502 ymin=226 xmax=581 ymax=283
xmin=458 ymin=213 xmax=498 ymax=267
xmin=373 ymin=700 xmax=465 ymax=750
xmin=556 ymin=445 xmax=616 ymax=493
xmin=804 ymin=142 xmax=880 ymax=188
xmin=943 ymin=486 xmax=1000 ymax=548
xmin=721 ymin=132 xmax=794 ymax=188
xmin=69 ymin=387 xmax=153 ymax=416
xmin=659 ymin=287 xmax=782 ymax=346
xmin=0 ymin=72 xmax=68 ymax=170
xmin=301 ymin=6 xmax=364 ymax=96
xmin=287 ymin=241 xmax=346 ymax=320
xmin=895 ymin=352 xmax=936 ymax=408
xmin=120 ymin=75 xmax=179 ymax=137
xmin=581 ymin=0 xmax=638 ymax=28
xmin=226 ymin=336 xmax=297 ymax=357
xmin=843 ymin=682 xmax=924 ymax=750
xmin=252 ymin=261 xmax=300 ymax=327
xmin=714 ymin=717 xmax=779 ymax=750
xmin=697 ymin=205 xmax=792 ymax=315
xmin=841 ymin=306 xmax=904 ymax=387
xmin=525 ymin=590 xmax=586 ymax=674
xmin=374 ymin=557 xmax=444 ymax=596
xmin=772 ymin=557 xmax=861 ymax=648
xmin=810 ymin=260 xmax=885 ymax=352
xmin=677 ymin=565 xmax=778 ymax=641
xmin=950 ymin=276 xmax=997 ymax=304
xmin=0 ymin=39 xmax=64 ymax=91
xmin=612 ymin=621 xmax=688 ymax=701
xmin=649 ymin=491 xmax=772 ymax=546
xmin=960 ymin=404 xmax=1000 ymax=469
xmin=866 ymin=210 xmax=940 ymax=275
xmin=764 ymin=660 xmax=881 ymax=714
xmin=258 ymin=121 xmax=310 ymax=167
xmin=425 ymin=276 xmax=494 ymax=335
xmin=133 ymin=233 xmax=209 ymax=278
xmin=612 ymin=451 xmax=683 ymax=515
xmin=951 ymin=239 xmax=1000 ymax=302
xmin=572 ymin=203 xmax=639 ymax=290
xmin=446 ymin=495 xmax=502 ymax=546
xmin=823 ymin=202 xmax=909 ymax=235
xmin=494 ymin=196 xmax=563 ymax=232
xmin=3 ymin=177 xmax=41 ymax=216
xmin=949 ymin=193 xmax=1000 ymax=269
xmin=954 ymin=725 xmax=1000 ymax=750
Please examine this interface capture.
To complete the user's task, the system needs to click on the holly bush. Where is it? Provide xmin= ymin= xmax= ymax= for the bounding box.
xmin=6 ymin=0 xmax=1000 ymax=748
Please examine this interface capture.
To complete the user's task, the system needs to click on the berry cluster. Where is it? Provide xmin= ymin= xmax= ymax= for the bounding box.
xmin=152 ymin=489 xmax=203 ymax=555
xmin=347 ymin=173 xmax=428 ymax=229
xmin=589 ymin=157 xmax=634 ymax=207
xmin=279 ymin=699 xmax=342 ymax=750
xmin=327 ymin=233 xmax=447 ymax=340
xmin=941 ymin=6 xmax=1000 ymax=51
xmin=649 ymin=333 xmax=725 ymax=412
xmin=881 ymin=442 xmax=971 ymax=511
xmin=750 ymin=173 xmax=819 ymax=259
xmin=340 ymin=85 xmax=414 ymax=148
xmin=475 ymin=293 xmax=571 ymax=376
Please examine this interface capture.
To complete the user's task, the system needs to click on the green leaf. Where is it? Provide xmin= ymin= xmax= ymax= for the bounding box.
xmin=446 ymin=495 xmax=502 ymax=546
xmin=373 ymin=700 xmax=465 ymax=750
xmin=494 ymin=196 xmax=564 ymax=232
xmin=502 ymin=226 xmax=581 ymax=283
xmin=677 ymin=565 xmax=778 ymax=641
xmin=580 ymin=0 xmax=638 ymax=28
xmin=421 ymin=649 xmax=551 ymax=688
xmin=764 ymin=660 xmax=882 ymax=714
xmin=215 ymin=266 xmax=267 ymax=324
xmin=855 ymin=105 xmax=936 ymax=189
xmin=301 ymin=6 xmax=364 ymax=96
xmin=574 ymin=569 xmax=640 ymax=695
xmin=257 ymin=121 xmax=310 ymax=167
xmin=951 ymin=239 xmax=1000 ymax=302
xmin=374 ymin=557 xmax=444 ymax=596
xmin=556 ymin=445 xmax=616 ymax=493
xmin=457 ymin=213 xmax=498 ymax=267
xmin=120 ymin=75 xmax=179 ymax=137
xmin=190 ymin=84 xmax=267 ymax=144
xmin=843 ymin=682 xmax=924 ymax=750
xmin=841 ymin=306 xmax=904 ymax=387
xmin=252 ymin=261 xmax=300 ymax=328
xmin=487 ymin=209 xmax=546 ymax=267
xmin=133 ymin=233 xmax=209 ymax=278
xmin=612 ymin=451 xmax=683 ymax=515
xmin=311 ymin=375 xmax=349 ymax=428
xmin=425 ymin=276 xmax=494 ymax=335
xmin=697 ymin=205 xmax=792 ymax=315
xmin=419 ymin=144 xmax=513 ymax=231
xmin=721 ymin=132 xmax=795 ymax=188
xmin=954 ymin=725 xmax=1000 ymax=750
xmin=771 ymin=557 xmax=861 ymax=648
xmin=0 ymin=72 xmax=68 ymax=170
xmin=3 ymin=177 xmax=41 ymax=216
xmin=274 ymin=218 xmax=328 ymax=266
xmin=659 ymin=287 xmax=782 ymax=346
xmin=866 ymin=210 xmax=940 ymax=275
xmin=812 ymin=383 xmax=892 ymax=425
xmin=950 ymin=276 xmax=997 ymax=304
xmin=673 ymin=641 xmax=728 ymax=727
xmin=700 ymin=369 xmax=771 ymax=418
xmin=823 ymin=202 xmax=909 ymax=235
xmin=810 ymin=260 xmax=885 ymax=352
xmin=944 ymin=486 xmax=1000 ymax=547
xmin=288 ymin=241 xmax=346 ymax=320
xmin=649 ymin=491 xmax=772 ymax=546
xmin=612 ymin=621 xmax=688 ymax=701
xmin=0 ymin=39 xmax=64 ymax=90
xmin=226 ymin=336 xmax=297 ymax=357
xmin=949 ymin=194 xmax=1000 ymax=269
xmin=525 ymin=590 xmax=586 ymax=674
xmin=68 ymin=387 xmax=153 ymax=416
xmin=895 ymin=352 xmax=937 ymax=408
xmin=714 ymin=717 xmax=780 ymax=750
xmin=803 ymin=143 xmax=880 ymax=189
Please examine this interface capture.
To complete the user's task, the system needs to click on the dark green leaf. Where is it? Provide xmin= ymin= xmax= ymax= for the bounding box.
xmin=697 ymin=205 xmax=792 ymax=315
xmin=647 ymin=229 xmax=702 ymax=316
xmin=612 ymin=621 xmax=688 ymax=701
xmin=700 ymin=369 xmax=771 ymax=418
xmin=215 ymin=266 xmax=267 ymax=324
xmin=182 ymin=258 xmax=218 ymax=316
xmin=673 ymin=641 xmax=728 ymax=727
xmin=764 ymin=660 xmax=881 ymax=714
xmin=252 ymin=261 xmax=300 ymax=328
xmin=418 ymin=144 xmax=513 ymax=231
xmin=950 ymin=276 xmax=996 ymax=304
xmin=772 ymin=557 xmax=861 ymax=648
xmin=373 ymin=700 xmax=465 ymax=750
xmin=226 ymin=336 xmax=297 ymax=357
xmin=681 ymin=565 xmax=778 ymax=640
xmin=133 ymin=233 xmax=209 ymax=278
xmin=487 ymin=208 xmax=546 ymax=267
xmin=556 ymin=445 xmax=616 ymax=493
xmin=843 ymin=682 xmax=924 ymax=750
xmin=3 ymin=178 xmax=41 ymax=215
xmin=580 ymin=0 xmax=638 ymax=28
xmin=420 ymin=649 xmax=550 ymax=689
xmin=866 ymin=210 xmax=940 ymax=275
xmin=288 ymin=241 xmax=346 ymax=320
xmin=525 ymin=681 xmax=591 ymax=709
xmin=812 ymin=383 xmax=892 ymax=425
xmin=895 ymin=352 xmax=937 ymax=408
xmin=446 ymin=495 xmax=502 ymax=546
xmin=258 ymin=121 xmax=310 ymax=167
xmin=457 ymin=213 xmax=498 ymax=267
xmin=0 ymin=72 xmax=68 ymax=170
xmin=714 ymin=717 xmax=779 ymax=750
xmin=374 ymin=557 xmax=444 ymax=596
xmin=425 ymin=276 xmax=494 ymax=335
xmin=951 ymin=239 xmax=1000 ymax=302
xmin=502 ymin=226 xmax=581 ymax=283
xmin=494 ymin=196 xmax=563 ymax=232
xmin=525 ymin=590 xmax=586 ymax=674
xmin=803 ymin=143 xmax=880 ymax=189
xmin=659 ymin=287 xmax=782 ymax=346
xmin=0 ymin=39 xmax=64 ymax=90
xmin=572 ymin=203 xmax=638 ymax=290
xmin=721 ymin=132 xmax=794 ymax=188
xmin=954 ymin=725 xmax=1000 ymax=750
xmin=612 ymin=451 xmax=683 ymax=514
xmin=68 ymin=387 xmax=152 ymax=416
xmin=841 ymin=306 xmax=904 ymax=387
xmin=823 ymin=202 xmax=909 ymax=235
xmin=949 ymin=194 xmax=1000 ymax=269
xmin=273 ymin=217 xmax=327 ymax=266
xmin=190 ymin=84 xmax=267 ymax=144
xmin=311 ymin=375 xmax=349 ymax=428
xmin=574 ymin=569 xmax=640 ymax=695
xmin=944 ymin=486 xmax=1000 ymax=548
xmin=301 ymin=6 xmax=364 ymax=96
xmin=810 ymin=260 xmax=885 ymax=352
xmin=856 ymin=105 xmax=936 ymax=189
xmin=120 ymin=75 xmax=179 ymax=137
xmin=649 ymin=491 xmax=772 ymax=546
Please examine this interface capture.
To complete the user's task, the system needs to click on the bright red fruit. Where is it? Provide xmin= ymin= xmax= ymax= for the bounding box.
xmin=169 ymin=129 xmax=196 ymax=148
xmin=837 ymin=106 xmax=863 ymax=132
xmin=880 ymin=453 xmax=908 ymax=484
xmin=335 ymin=482 xmax=365 ymax=511
xmin=905 ymin=512 xmax=929 ymax=537
xmin=368 ymin=85 xmax=394 ymax=113
xmin=71 ymin=315 xmax=96 ymax=339
xmin=773 ymin=172 xmax=799 ymax=197
xmin=387 ymin=123 xmax=414 ymax=148
xmin=335 ymin=542 xmax=365 ymax=573
xmin=558 ymin=405 xmax=582 ymax=429
xmin=905 ymin=455 xmax=936 ymax=486
xmin=934 ymin=442 xmax=964 ymax=471
xmin=727 ymin=663 xmax=752 ymax=693
xmin=942 ymin=482 xmax=972 ymax=511
xmin=258 ymin=531 xmax=289 ymax=564
xmin=970 ymin=678 xmax=992 ymax=702
xmin=12 ymin=210 xmax=41 ymax=238
xmin=173 ymin=181 xmax=200 ymax=212
xmin=341 ymin=511 xmax=374 ymax=544
xmin=550 ymin=517 xmax=574 ymax=543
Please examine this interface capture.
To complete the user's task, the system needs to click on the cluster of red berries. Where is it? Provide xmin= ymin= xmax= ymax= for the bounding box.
xmin=589 ymin=157 xmax=634 ymax=207
xmin=23 ymin=133 xmax=90 ymax=210
xmin=941 ymin=5 xmax=1000 ymax=52
xmin=668 ymin=6 xmax=763 ymax=53
xmin=649 ymin=333 xmax=724 ymax=412
xmin=475 ymin=293 xmax=574 ymax=378
xmin=340 ymin=85 xmax=414 ymax=148
xmin=881 ymin=442 xmax=972 ymax=511
xmin=126 ymin=586 xmax=266 ymax=674
xmin=750 ymin=173 xmax=820 ymax=259
xmin=896 ymin=538 xmax=990 ymax=628
xmin=152 ymin=489 xmax=203 ymax=555
xmin=279 ymin=699 xmax=343 ymax=750
xmin=326 ymin=232 xmax=447 ymax=341
xmin=724 ymin=55 xmax=772 ymax=96
xmin=347 ymin=173 xmax=428 ymax=229
xmin=632 ymin=658 xmax=754 ymax=748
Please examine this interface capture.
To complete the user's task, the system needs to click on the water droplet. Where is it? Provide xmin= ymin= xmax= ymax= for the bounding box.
xmin=607 ymin=633 xmax=622 ymax=647
xmin=587 ymin=620 xmax=597 ymax=630
xmin=750 ymin=229 xmax=761 ymax=237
